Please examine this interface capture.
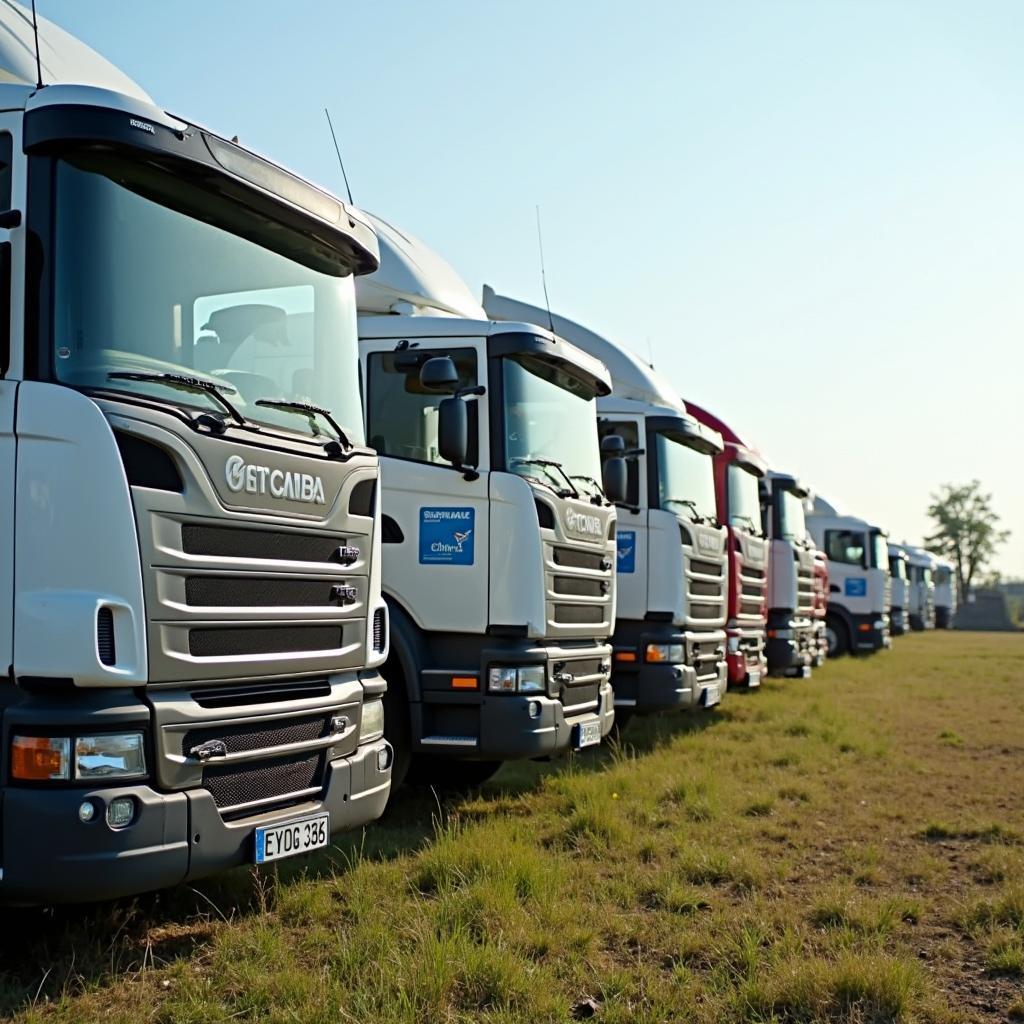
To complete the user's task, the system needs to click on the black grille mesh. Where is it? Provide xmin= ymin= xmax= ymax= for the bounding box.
xmin=181 ymin=524 xmax=345 ymax=563
xmin=185 ymin=576 xmax=338 ymax=608
xmin=553 ymin=576 xmax=605 ymax=598
xmin=552 ymin=547 xmax=607 ymax=571
xmin=203 ymin=752 xmax=324 ymax=811
xmin=372 ymin=608 xmax=385 ymax=653
xmin=690 ymin=559 xmax=724 ymax=577
xmin=97 ymin=607 xmax=116 ymax=666
xmin=188 ymin=625 xmax=343 ymax=657
xmin=690 ymin=579 xmax=721 ymax=598
xmin=553 ymin=604 xmax=603 ymax=625
xmin=182 ymin=714 xmax=329 ymax=757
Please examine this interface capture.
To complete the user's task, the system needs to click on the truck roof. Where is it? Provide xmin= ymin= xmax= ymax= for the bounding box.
xmin=356 ymin=212 xmax=486 ymax=319
xmin=808 ymin=496 xmax=885 ymax=535
xmin=0 ymin=0 xmax=151 ymax=102
xmin=686 ymin=399 xmax=767 ymax=476
xmin=901 ymin=544 xmax=936 ymax=568
xmin=481 ymin=285 xmax=684 ymax=411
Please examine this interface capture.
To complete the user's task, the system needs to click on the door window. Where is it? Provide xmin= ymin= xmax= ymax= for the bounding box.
xmin=825 ymin=529 xmax=866 ymax=566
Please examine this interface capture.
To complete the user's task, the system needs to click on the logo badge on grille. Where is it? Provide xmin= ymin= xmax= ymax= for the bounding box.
xmin=189 ymin=739 xmax=228 ymax=762
xmin=565 ymin=508 xmax=603 ymax=539
xmin=224 ymin=454 xmax=326 ymax=504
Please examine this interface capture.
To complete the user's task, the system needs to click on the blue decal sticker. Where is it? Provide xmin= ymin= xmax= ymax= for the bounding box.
xmin=419 ymin=507 xmax=475 ymax=565
xmin=844 ymin=577 xmax=867 ymax=598
xmin=617 ymin=530 xmax=636 ymax=574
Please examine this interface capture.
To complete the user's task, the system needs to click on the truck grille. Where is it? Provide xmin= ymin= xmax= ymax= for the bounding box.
xmin=182 ymin=714 xmax=329 ymax=756
xmin=188 ymin=625 xmax=343 ymax=657
xmin=181 ymin=524 xmax=346 ymax=564
xmin=203 ymin=752 xmax=324 ymax=815
xmin=797 ymin=568 xmax=815 ymax=616
xmin=185 ymin=577 xmax=338 ymax=607
xmin=553 ymin=604 xmax=604 ymax=625
xmin=552 ymin=546 xmax=608 ymax=571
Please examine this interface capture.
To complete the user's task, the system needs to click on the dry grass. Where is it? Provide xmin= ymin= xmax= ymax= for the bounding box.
xmin=1 ymin=631 xmax=1022 ymax=1023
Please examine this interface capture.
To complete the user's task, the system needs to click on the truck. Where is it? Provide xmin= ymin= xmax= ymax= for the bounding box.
xmin=933 ymin=557 xmax=958 ymax=628
xmin=481 ymin=287 xmax=729 ymax=722
xmin=806 ymin=498 xmax=891 ymax=656
xmin=0 ymin=12 xmax=392 ymax=902
xmin=761 ymin=472 xmax=817 ymax=676
xmin=904 ymin=546 xmax=936 ymax=631
xmin=887 ymin=544 xmax=910 ymax=636
xmin=811 ymin=548 xmax=829 ymax=666
xmin=684 ymin=402 xmax=770 ymax=689
xmin=356 ymin=219 xmax=619 ymax=788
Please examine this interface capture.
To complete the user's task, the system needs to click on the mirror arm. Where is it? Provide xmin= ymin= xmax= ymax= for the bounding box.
xmin=456 ymin=384 xmax=486 ymax=399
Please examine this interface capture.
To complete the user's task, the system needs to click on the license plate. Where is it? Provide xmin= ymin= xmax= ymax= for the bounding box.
xmin=574 ymin=719 xmax=602 ymax=749
xmin=254 ymin=812 xmax=329 ymax=865
xmin=747 ymin=670 xmax=761 ymax=689
xmin=703 ymin=683 xmax=722 ymax=707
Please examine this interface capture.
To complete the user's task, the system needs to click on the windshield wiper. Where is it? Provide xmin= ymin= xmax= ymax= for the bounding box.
xmin=511 ymin=457 xmax=580 ymax=499
xmin=107 ymin=371 xmax=246 ymax=427
xmin=663 ymin=497 xmax=712 ymax=524
xmin=569 ymin=474 xmax=607 ymax=506
xmin=254 ymin=399 xmax=352 ymax=450
xmin=732 ymin=513 xmax=762 ymax=537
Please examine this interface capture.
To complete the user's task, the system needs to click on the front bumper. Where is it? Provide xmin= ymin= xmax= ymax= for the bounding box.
xmin=0 ymin=737 xmax=392 ymax=904
xmin=811 ymin=619 xmax=828 ymax=666
xmin=766 ymin=611 xmax=816 ymax=677
xmin=610 ymin=624 xmax=727 ymax=713
xmin=725 ymin=625 xmax=767 ymax=688
xmin=852 ymin=613 xmax=890 ymax=653
xmin=891 ymin=608 xmax=908 ymax=636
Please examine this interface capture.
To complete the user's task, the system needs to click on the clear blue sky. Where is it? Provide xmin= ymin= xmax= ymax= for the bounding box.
xmin=45 ymin=0 xmax=1024 ymax=576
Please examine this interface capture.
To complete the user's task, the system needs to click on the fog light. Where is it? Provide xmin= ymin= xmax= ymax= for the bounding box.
xmin=376 ymin=745 xmax=392 ymax=772
xmin=106 ymin=796 xmax=135 ymax=829
xmin=78 ymin=801 xmax=96 ymax=823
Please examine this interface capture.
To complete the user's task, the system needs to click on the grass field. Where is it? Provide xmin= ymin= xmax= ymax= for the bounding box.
xmin=2 ymin=631 xmax=1022 ymax=1023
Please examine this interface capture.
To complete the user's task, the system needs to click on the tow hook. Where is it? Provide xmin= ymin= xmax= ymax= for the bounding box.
xmin=190 ymin=739 xmax=228 ymax=762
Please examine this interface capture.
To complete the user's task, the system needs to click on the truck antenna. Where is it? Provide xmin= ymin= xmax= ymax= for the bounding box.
xmin=30 ymin=0 xmax=43 ymax=89
xmin=324 ymin=108 xmax=354 ymax=207
xmin=535 ymin=205 xmax=556 ymax=336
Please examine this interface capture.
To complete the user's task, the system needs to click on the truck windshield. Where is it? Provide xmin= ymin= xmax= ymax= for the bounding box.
xmin=727 ymin=463 xmax=762 ymax=535
xmin=502 ymin=353 xmax=602 ymax=498
xmin=778 ymin=488 xmax=807 ymax=542
xmin=656 ymin=433 xmax=717 ymax=524
xmin=870 ymin=532 xmax=888 ymax=570
xmin=50 ymin=153 xmax=364 ymax=443
xmin=889 ymin=555 xmax=907 ymax=580
xmin=935 ymin=567 xmax=951 ymax=586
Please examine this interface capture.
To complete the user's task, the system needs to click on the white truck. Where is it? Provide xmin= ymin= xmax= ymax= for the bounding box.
xmin=356 ymin=219 xmax=619 ymax=788
xmin=762 ymin=472 xmax=817 ymax=675
xmin=481 ymin=288 xmax=729 ymax=721
xmin=933 ymin=558 xmax=958 ymax=628
xmin=0 ymin=9 xmax=392 ymax=902
xmin=807 ymin=498 xmax=891 ymax=656
xmin=887 ymin=544 xmax=910 ymax=636
xmin=904 ymin=545 xmax=936 ymax=630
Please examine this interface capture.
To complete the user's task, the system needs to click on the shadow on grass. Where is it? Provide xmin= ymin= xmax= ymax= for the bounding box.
xmin=0 ymin=703 xmax=726 ymax=1016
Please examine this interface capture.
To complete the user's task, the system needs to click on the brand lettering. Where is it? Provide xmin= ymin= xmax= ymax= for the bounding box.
xmin=565 ymin=509 xmax=603 ymax=538
xmin=129 ymin=117 xmax=155 ymax=134
xmin=225 ymin=454 xmax=325 ymax=504
xmin=697 ymin=531 xmax=720 ymax=554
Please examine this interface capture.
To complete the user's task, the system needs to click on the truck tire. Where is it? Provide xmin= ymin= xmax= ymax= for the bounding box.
xmin=409 ymin=756 xmax=503 ymax=790
xmin=825 ymin=616 xmax=850 ymax=658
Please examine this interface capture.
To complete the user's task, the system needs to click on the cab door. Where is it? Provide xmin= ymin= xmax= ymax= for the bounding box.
xmin=0 ymin=119 xmax=23 ymax=672
xmin=361 ymin=336 xmax=490 ymax=634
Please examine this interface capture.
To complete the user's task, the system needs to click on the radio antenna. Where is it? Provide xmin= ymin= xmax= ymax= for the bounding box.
xmin=30 ymin=0 xmax=43 ymax=89
xmin=324 ymin=108 xmax=353 ymax=206
xmin=535 ymin=205 xmax=556 ymax=336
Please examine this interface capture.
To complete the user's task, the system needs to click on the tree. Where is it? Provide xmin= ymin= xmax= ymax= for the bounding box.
xmin=925 ymin=481 xmax=1010 ymax=598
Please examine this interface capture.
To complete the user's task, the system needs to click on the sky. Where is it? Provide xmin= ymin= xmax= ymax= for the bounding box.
xmin=42 ymin=0 xmax=1024 ymax=576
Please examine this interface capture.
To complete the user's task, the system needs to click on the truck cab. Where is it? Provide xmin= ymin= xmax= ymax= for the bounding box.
xmin=481 ymin=288 xmax=729 ymax=720
xmin=358 ymin=220 xmax=617 ymax=787
xmin=811 ymin=548 xmax=829 ymax=665
xmin=807 ymin=498 xmax=891 ymax=656
xmin=887 ymin=544 xmax=910 ymax=636
xmin=762 ymin=472 xmax=817 ymax=676
xmin=904 ymin=546 xmax=936 ymax=630
xmin=933 ymin=558 xmax=957 ymax=628
xmin=685 ymin=402 xmax=770 ymax=689
xmin=0 ymin=14 xmax=391 ymax=902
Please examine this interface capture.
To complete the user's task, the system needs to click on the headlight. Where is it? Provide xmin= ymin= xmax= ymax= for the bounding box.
xmin=74 ymin=734 xmax=146 ymax=781
xmin=359 ymin=699 xmax=385 ymax=742
xmin=517 ymin=666 xmax=546 ymax=693
xmin=488 ymin=666 xmax=547 ymax=693
xmin=644 ymin=643 xmax=685 ymax=664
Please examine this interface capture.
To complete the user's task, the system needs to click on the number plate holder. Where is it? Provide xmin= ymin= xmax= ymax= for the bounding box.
xmin=254 ymin=812 xmax=329 ymax=865
xmin=573 ymin=719 xmax=603 ymax=750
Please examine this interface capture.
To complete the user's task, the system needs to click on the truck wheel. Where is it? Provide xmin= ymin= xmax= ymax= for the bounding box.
xmin=382 ymin=666 xmax=412 ymax=791
xmin=409 ymin=756 xmax=503 ymax=790
xmin=825 ymin=617 xmax=849 ymax=658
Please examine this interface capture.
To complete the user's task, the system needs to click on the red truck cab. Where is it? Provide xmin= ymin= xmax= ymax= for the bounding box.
xmin=686 ymin=402 xmax=769 ymax=688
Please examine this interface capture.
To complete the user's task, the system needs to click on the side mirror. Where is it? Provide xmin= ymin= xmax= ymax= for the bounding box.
xmin=438 ymin=397 xmax=468 ymax=466
xmin=602 ymin=456 xmax=627 ymax=504
xmin=600 ymin=434 xmax=626 ymax=454
xmin=419 ymin=356 xmax=459 ymax=392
